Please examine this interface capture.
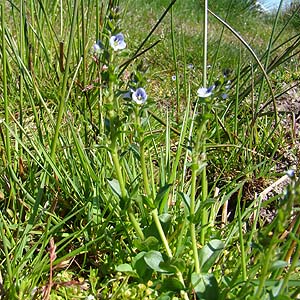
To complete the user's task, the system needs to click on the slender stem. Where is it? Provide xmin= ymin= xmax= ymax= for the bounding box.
xmin=111 ymin=132 xmax=145 ymax=241
xmin=208 ymin=9 xmax=278 ymax=125
xmin=135 ymin=106 xmax=151 ymax=199
xmin=152 ymin=208 xmax=173 ymax=258
xmin=191 ymin=117 xmax=208 ymax=272
xmin=234 ymin=51 xmax=241 ymax=138
xmin=170 ymin=6 xmax=180 ymax=123
xmin=0 ymin=215 xmax=13 ymax=284
xmin=111 ymin=149 xmax=127 ymax=199
xmin=280 ymin=236 xmax=300 ymax=294
xmin=50 ymin=0 xmax=79 ymax=160
xmin=237 ymin=187 xmax=247 ymax=281
xmin=256 ymin=0 xmax=284 ymax=115
xmin=199 ymin=0 xmax=209 ymax=246
xmin=19 ymin=1 xmax=24 ymax=145
xmin=255 ymin=234 xmax=277 ymax=297
xmin=60 ymin=0 xmax=63 ymax=38
xmin=158 ymin=100 xmax=189 ymax=211
xmin=200 ymin=154 xmax=208 ymax=246
xmin=169 ymin=91 xmax=191 ymax=184
xmin=2 ymin=3 xmax=11 ymax=164
xmin=128 ymin=209 xmax=145 ymax=241
xmin=2 ymin=2 xmax=16 ymax=203
xmin=108 ymin=50 xmax=145 ymax=240
xmin=202 ymin=0 xmax=208 ymax=88
xmin=190 ymin=159 xmax=200 ymax=274
xmin=152 ymin=209 xmax=189 ymax=300
xmin=140 ymin=143 xmax=151 ymax=198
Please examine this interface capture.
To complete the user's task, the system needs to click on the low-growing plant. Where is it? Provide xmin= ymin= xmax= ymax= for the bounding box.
xmin=0 ymin=0 xmax=299 ymax=299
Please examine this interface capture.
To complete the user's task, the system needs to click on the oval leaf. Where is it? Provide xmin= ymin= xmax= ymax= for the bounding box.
xmin=199 ymin=239 xmax=224 ymax=273
xmin=144 ymin=250 xmax=169 ymax=273
xmin=191 ymin=273 xmax=219 ymax=300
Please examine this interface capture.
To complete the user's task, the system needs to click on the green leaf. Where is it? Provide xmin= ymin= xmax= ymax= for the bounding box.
xmin=133 ymin=252 xmax=153 ymax=281
xmin=115 ymin=263 xmax=133 ymax=272
xmin=178 ymin=192 xmax=190 ymax=211
xmin=129 ymin=143 xmax=140 ymax=160
xmin=191 ymin=273 xmax=219 ymax=300
xmin=144 ymin=250 xmax=169 ymax=273
xmin=161 ymin=277 xmax=184 ymax=292
xmin=159 ymin=257 xmax=186 ymax=274
xmin=199 ymin=239 xmax=224 ymax=273
xmin=134 ymin=236 xmax=160 ymax=251
xmin=159 ymin=258 xmax=186 ymax=274
xmin=271 ymin=279 xmax=284 ymax=298
xmin=159 ymin=213 xmax=172 ymax=224
xmin=157 ymin=295 xmax=171 ymax=300
xmin=270 ymin=260 xmax=288 ymax=271
xmin=142 ymin=194 xmax=156 ymax=209
xmin=171 ymin=258 xmax=186 ymax=273
xmin=272 ymin=296 xmax=291 ymax=300
xmin=107 ymin=178 xmax=122 ymax=198
xmin=156 ymin=183 xmax=172 ymax=207
xmin=115 ymin=263 xmax=137 ymax=277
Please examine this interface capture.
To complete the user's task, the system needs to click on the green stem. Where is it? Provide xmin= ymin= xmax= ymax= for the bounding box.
xmin=191 ymin=118 xmax=208 ymax=272
xmin=190 ymin=160 xmax=200 ymax=274
xmin=159 ymin=92 xmax=191 ymax=213
xmin=199 ymin=0 xmax=209 ymax=247
xmin=202 ymin=0 xmax=208 ymax=87
xmin=169 ymin=91 xmax=191 ymax=184
xmin=255 ymin=234 xmax=277 ymax=297
xmin=200 ymin=156 xmax=208 ymax=246
xmin=111 ymin=148 xmax=127 ymax=199
xmin=19 ymin=1 xmax=25 ymax=146
xmin=135 ymin=106 xmax=152 ymax=199
xmin=128 ymin=209 xmax=145 ymax=241
xmin=237 ymin=187 xmax=247 ymax=281
xmin=170 ymin=6 xmax=180 ymax=123
xmin=279 ymin=240 xmax=300 ymax=295
xmin=152 ymin=208 xmax=172 ymax=258
xmin=234 ymin=51 xmax=241 ymax=138
xmin=140 ymin=143 xmax=151 ymax=198
xmin=1 ymin=2 xmax=16 ymax=203
xmin=111 ymin=142 xmax=145 ymax=241
xmin=0 ymin=214 xmax=13 ymax=285
xmin=50 ymin=0 xmax=79 ymax=160
xmin=152 ymin=208 xmax=189 ymax=300
xmin=2 ymin=3 xmax=11 ymax=164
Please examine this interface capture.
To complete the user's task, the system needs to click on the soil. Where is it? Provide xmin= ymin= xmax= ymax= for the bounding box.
xmin=257 ymin=81 xmax=300 ymax=223
xmin=275 ymin=82 xmax=300 ymax=174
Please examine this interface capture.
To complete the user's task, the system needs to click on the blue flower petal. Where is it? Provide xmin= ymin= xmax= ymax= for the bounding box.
xmin=132 ymin=88 xmax=147 ymax=104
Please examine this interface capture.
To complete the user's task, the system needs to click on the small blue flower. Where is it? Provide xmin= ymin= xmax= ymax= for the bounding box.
xmin=109 ymin=33 xmax=126 ymax=51
xmin=92 ymin=40 xmax=104 ymax=55
xmin=197 ymin=85 xmax=215 ymax=98
xmin=286 ymin=169 xmax=295 ymax=178
xmin=132 ymin=88 xmax=147 ymax=105
xmin=221 ymin=93 xmax=228 ymax=100
xmin=171 ymin=75 xmax=176 ymax=81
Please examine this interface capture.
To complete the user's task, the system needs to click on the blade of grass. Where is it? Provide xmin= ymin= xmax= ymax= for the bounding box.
xmin=209 ymin=8 xmax=278 ymax=125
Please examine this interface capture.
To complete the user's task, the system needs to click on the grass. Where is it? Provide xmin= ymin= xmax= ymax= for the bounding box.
xmin=0 ymin=0 xmax=300 ymax=299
